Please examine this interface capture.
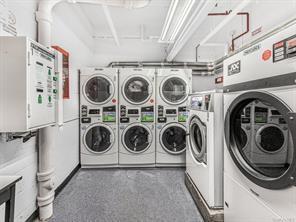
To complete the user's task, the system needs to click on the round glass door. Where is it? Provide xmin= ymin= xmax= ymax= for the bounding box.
xmin=189 ymin=116 xmax=207 ymax=163
xmin=225 ymin=91 xmax=296 ymax=189
xmin=160 ymin=124 xmax=186 ymax=154
xmin=123 ymin=124 xmax=152 ymax=153
xmin=123 ymin=76 xmax=151 ymax=104
xmin=84 ymin=75 xmax=114 ymax=105
xmin=84 ymin=124 xmax=114 ymax=154
xmin=160 ymin=76 xmax=188 ymax=105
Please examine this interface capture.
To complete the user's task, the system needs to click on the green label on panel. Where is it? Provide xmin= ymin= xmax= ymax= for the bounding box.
xmin=38 ymin=95 xmax=42 ymax=104
xmin=141 ymin=113 xmax=154 ymax=122
xmin=103 ymin=113 xmax=116 ymax=122
xmin=178 ymin=112 xmax=188 ymax=122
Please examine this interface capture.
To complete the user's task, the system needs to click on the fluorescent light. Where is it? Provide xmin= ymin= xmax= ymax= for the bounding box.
xmin=169 ymin=0 xmax=195 ymax=42
xmin=159 ymin=0 xmax=179 ymax=42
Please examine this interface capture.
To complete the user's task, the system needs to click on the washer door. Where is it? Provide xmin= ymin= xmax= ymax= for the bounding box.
xmin=84 ymin=124 xmax=115 ymax=154
xmin=122 ymin=75 xmax=152 ymax=105
xmin=189 ymin=116 xmax=207 ymax=163
xmin=160 ymin=123 xmax=187 ymax=154
xmin=83 ymin=75 xmax=114 ymax=105
xmin=160 ymin=76 xmax=189 ymax=105
xmin=225 ymin=91 xmax=296 ymax=189
xmin=123 ymin=124 xmax=152 ymax=153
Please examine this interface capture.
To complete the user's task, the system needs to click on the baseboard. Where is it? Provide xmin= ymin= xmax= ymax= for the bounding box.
xmin=55 ymin=164 xmax=81 ymax=197
xmin=185 ymin=171 xmax=224 ymax=222
xmin=25 ymin=164 xmax=81 ymax=222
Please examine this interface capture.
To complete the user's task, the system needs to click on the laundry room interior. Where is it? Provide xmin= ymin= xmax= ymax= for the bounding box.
xmin=0 ymin=0 xmax=296 ymax=222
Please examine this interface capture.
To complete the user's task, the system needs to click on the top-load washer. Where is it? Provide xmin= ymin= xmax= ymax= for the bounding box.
xmin=118 ymin=68 xmax=156 ymax=167
xmin=155 ymin=68 xmax=192 ymax=166
xmin=223 ymin=22 xmax=296 ymax=222
xmin=186 ymin=91 xmax=224 ymax=209
xmin=80 ymin=67 xmax=118 ymax=168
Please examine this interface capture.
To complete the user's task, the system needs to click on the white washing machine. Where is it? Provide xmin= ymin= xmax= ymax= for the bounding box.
xmin=155 ymin=68 xmax=192 ymax=166
xmin=80 ymin=68 xmax=118 ymax=168
xmin=223 ymin=22 xmax=296 ymax=222
xmin=118 ymin=68 xmax=155 ymax=167
xmin=186 ymin=91 xmax=224 ymax=209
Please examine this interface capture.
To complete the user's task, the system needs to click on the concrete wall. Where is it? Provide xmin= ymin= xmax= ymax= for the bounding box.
xmin=0 ymin=1 xmax=93 ymax=221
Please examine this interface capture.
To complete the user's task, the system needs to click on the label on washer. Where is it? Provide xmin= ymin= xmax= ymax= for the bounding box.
xmin=141 ymin=112 xmax=154 ymax=122
xmin=178 ymin=112 xmax=188 ymax=122
xmin=103 ymin=112 xmax=116 ymax=122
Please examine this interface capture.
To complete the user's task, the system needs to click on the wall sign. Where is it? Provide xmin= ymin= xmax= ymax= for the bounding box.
xmin=52 ymin=46 xmax=70 ymax=99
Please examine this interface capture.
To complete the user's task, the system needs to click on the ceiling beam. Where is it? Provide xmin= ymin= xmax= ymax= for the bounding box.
xmin=102 ymin=5 xmax=120 ymax=46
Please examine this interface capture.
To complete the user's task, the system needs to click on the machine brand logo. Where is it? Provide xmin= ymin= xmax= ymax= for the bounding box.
xmin=243 ymin=44 xmax=261 ymax=56
xmin=228 ymin=60 xmax=241 ymax=76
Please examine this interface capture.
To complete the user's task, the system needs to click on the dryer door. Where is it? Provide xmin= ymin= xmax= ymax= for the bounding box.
xmin=83 ymin=75 xmax=114 ymax=105
xmin=160 ymin=123 xmax=187 ymax=155
xmin=84 ymin=123 xmax=115 ymax=154
xmin=122 ymin=75 xmax=152 ymax=105
xmin=189 ymin=116 xmax=207 ymax=163
xmin=225 ymin=91 xmax=296 ymax=189
xmin=160 ymin=76 xmax=189 ymax=105
xmin=123 ymin=124 xmax=152 ymax=153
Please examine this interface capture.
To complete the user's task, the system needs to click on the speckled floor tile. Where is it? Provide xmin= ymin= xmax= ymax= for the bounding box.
xmin=49 ymin=168 xmax=203 ymax=222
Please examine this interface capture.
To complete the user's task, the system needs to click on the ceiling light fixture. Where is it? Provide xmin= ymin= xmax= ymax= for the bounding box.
xmin=159 ymin=0 xmax=195 ymax=43
xmin=159 ymin=0 xmax=179 ymax=43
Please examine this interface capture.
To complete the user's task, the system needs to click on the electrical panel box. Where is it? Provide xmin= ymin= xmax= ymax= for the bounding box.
xmin=0 ymin=37 xmax=57 ymax=132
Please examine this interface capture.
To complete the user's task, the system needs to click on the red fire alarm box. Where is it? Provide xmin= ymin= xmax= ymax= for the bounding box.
xmin=52 ymin=45 xmax=70 ymax=99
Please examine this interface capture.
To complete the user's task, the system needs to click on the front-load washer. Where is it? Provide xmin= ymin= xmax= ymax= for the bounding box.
xmin=186 ymin=91 xmax=224 ymax=209
xmin=119 ymin=68 xmax=155 ymax=167
xmin=155 ymin=68 xmax=192 ymax=166
xmin=80 ymin=68 xmax=118 ymax=167
xmin=223 ymin=22 xmax=296 ymax=222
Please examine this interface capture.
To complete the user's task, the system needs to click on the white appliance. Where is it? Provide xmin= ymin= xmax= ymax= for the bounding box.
xmin=118 ymin=68 xmax=155 ymax=166
xmin=186 ymin=91 xmax=224 ymax=208
xmin=155 ymin=68 xmax=192 ymax=166
xmin=80 ymin=68 xmax=118 ymax=167
xmin=223 ymin=22 xmax=296 ymax=222
xmin=0 ymin=37 xmax=57 ymax=132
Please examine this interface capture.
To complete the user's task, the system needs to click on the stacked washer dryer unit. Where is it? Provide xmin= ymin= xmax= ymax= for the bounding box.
xmin=118 ymin=68 xmax=156 ymax=167
xmin=186 ymin=91 xmax=224 ymax=209
xmin=224 ymin=22 xmax=296 ymax=221
xmin=80 ymin=68 xmax=118 ymax=168
xmin=156 ymin=69 xmax=192 ymax=166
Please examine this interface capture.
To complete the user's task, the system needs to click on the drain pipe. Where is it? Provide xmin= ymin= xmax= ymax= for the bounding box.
xmin=36 ymin=0 xmax=151 ymax=220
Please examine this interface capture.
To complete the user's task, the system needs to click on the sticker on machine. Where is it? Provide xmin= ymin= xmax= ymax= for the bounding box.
xmin=262 ymin=49 xmax=272 ymax=61
xmin=228 ymin=60 xmax=241 ymax=76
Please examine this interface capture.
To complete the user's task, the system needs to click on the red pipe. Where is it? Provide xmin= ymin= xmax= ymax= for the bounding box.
xmin=208 ymin=11 xmax=250 ymax=51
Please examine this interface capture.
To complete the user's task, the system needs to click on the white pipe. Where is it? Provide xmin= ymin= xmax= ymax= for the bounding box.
xmin=35 ymin=0 xmax=150 ymax=220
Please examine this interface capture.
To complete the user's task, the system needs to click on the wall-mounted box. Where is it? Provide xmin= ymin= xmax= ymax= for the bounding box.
xmin=0 ymin=37 xmax=57 ymax=132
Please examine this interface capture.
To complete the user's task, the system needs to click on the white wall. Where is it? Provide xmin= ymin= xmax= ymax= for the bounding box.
xmin=0 ymin=1 xmax=93 ymax=222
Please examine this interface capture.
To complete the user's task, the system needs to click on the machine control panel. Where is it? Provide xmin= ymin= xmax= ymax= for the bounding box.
xmin=81 ymin=105 xmax=88 ymax=117
xmin=141 ymin=106 xmax=154 ymax=122
xmin=273 ymin=34 xmax=296 ymax=62
xmin=103 ymin=106 xmax=116 ymax=122
xmin=81 ymin=118 xmax=91 ymax=124
xmin=158 ymin=105 xmax=164 ymax=117
xmin=120 ymin=105 xmax=127 ymax=117
xmin=166 ymin=109 xmax=177 ymax=116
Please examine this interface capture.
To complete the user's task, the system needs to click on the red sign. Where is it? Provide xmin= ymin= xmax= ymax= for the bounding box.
xmin=262 ymin=50 xmax=272 ymax=61
xmin=52 ymin=46 xmax=70 ymax=99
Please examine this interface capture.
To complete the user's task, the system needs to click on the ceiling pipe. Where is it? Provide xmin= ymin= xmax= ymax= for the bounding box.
xmin=35 ymin=0 xmax=150 ymax=221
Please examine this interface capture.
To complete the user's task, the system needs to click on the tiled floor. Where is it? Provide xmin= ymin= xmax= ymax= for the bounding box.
xmin=49 ymin=168 xmax=203 ymax=222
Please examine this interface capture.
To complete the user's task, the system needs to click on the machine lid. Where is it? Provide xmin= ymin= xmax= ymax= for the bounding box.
xmin=160 ymin=123 xmax=187 ymax=154
xmin=225 ymin=91 xmax=296 ymax=189
xmin=84 ymin=123 xmax=114 ymax=154
xmin=122 ymin=75 xmax=152 ymax=105
xmin=189 ymin=116 xmax=207 ymax=163
xmin=123 ymin=124 xmax=152 ymax=153
xmin=160 ymin=76 xmax=189 ymax=105
xmin=83 ymin=74 xmax=114 ymax=105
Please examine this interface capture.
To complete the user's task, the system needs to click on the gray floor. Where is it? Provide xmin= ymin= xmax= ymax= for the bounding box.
xmin=49 ymin=168 xmax=204 ymax=222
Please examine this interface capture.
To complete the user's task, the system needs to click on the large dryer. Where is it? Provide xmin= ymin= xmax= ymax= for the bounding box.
xmin=186 ymin=91 xmax=224 ymax=209
xmin=155 ymin=68 xmax=192 ymax=166
xmin=118 ymin=68 xmax=156 ymax=167
xmin=223 ymin=22 xmax=296 ymax=221
xmin=80 ymin=68 xmax=118 ymax=168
